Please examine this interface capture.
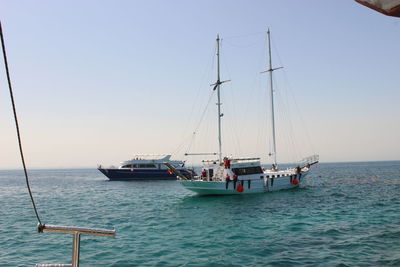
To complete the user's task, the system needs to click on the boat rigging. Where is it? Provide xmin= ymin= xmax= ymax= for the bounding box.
xmin=167 ymin=30 xmax=319 ymax=195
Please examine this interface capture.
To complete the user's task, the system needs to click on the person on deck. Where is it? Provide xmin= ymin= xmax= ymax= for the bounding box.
xmin=296 ymin=165 xmax=302 ymax=179
xmin=272 ymin=164 xmax=277 ymax=171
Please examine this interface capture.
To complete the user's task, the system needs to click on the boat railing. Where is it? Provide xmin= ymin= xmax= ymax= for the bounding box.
xmin=300 ymin=154 xmax=319 ymax=166
xmin=264 ymin=168 xmax=295 ymax=174
xmin=130 ymin=154 xmax=171 ymax=160
xmin=231 ymin=157 xmax=261 ymax=163
xmin=201 ymin=159 xmax=220 ymax=164
xmin=36 ymin=224 xmax=116 ymax=267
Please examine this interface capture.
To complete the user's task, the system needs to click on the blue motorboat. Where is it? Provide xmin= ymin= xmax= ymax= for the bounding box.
xmin=98 ymin=155 xmax=194 ymax=180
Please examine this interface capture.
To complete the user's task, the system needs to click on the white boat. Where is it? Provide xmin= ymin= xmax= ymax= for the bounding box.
xmin=167 ymin=30 xmax=318 ymax=195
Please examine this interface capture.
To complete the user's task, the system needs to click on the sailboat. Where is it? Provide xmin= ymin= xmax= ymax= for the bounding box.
xmin=166 ymin=30 xmax=318 ymax=195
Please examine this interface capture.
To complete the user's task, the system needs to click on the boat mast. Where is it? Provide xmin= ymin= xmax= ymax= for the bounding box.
xmin=210 ymin=35 xmax=230 ymax=163
xmin=262 ymin=29 xmax=282 ymax=167
xmin=267 ymin=29 xmax=277 ymax=167
xmin=216 ymin=35 xmax=222 ymax=163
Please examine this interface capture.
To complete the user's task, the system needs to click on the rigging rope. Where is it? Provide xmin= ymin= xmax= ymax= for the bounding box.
xmin=271 ymin=37 xmax=316 ymax=157
xmin=192 ymin=90 xmax=216 ymax=137
xmin=219 ymin=40 xmax=242 ymax=155
xmin=171 ymin=42 xmax=217 ymax=157
xmin=0 ymin=21 xmax=43 ymax=226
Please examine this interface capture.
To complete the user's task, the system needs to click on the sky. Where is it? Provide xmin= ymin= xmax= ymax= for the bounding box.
xmin=0 ymin=0 xmax=399 ymax=169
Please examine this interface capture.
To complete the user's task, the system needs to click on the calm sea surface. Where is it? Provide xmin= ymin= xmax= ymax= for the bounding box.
xmin=1 ymin=161 xmax=399 ymax=266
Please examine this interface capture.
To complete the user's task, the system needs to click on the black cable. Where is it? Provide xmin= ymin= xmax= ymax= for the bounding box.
xmin=0 ymin=21 xmax=43 ymax=226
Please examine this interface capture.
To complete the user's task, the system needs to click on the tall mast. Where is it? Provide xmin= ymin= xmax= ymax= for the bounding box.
xmin=267 ymin=30 xmax=277 ymax=166
xmin=211 ymin=35 xmax=230 ymax=163
xmin=262 ymin=29 xmax=282 ymax=167
xmin=216 ymin=35 xmax=222 ymax=163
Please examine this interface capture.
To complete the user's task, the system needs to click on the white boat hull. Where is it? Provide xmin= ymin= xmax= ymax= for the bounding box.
xmin=180 ymin=171 xmax=308 ymax=195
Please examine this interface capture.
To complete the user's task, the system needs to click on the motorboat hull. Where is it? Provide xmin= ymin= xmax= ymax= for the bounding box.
xmin=98 ymin=168 xmax=193 ymax=181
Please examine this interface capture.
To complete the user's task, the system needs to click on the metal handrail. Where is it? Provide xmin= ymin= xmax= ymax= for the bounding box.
xmin=36 ymin=224 xmax=116 ymax=267
xmin=300 ymin=154 xmax=320 ymax=166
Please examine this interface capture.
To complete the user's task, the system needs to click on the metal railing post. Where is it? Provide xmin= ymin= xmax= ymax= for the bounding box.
xmin=72 ymin=233 xmax=81 ymax=267
xmin=36 ymin=224 xmax=115 ymax=267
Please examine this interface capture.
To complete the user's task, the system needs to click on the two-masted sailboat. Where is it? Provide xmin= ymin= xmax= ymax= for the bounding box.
xmin=166 ymin=30 xmax=318 ymax=195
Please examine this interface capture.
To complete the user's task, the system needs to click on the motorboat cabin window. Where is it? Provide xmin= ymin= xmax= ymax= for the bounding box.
xmin=122 ymin=164 xmax=133 ymax=168
xmin=232 ymin=166 xmax=263 ymax=176
xmin=138 ymin=164 xmax=157 ymax=168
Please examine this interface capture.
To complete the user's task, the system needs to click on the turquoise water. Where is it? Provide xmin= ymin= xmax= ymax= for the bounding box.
xmin=1 ymin=161 xmax=400 ymax=266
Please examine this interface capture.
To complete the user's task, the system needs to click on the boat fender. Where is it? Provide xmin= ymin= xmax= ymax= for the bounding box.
xmin=131 ymin=169 xmax=135 ymax=172
xmin=292 ymin=178 xmax=299 ymax=185
xmin=225 ymin=175 xmax=230 ymax=190
xmin=271 ymin=178 xmax=274 ymax=186
xmin=237 ymin=184 xmax=244 ymax=192
xmin=248 ymin=180 xmax=251 ymax=189
xmin=290 ymin=175 xmax=292 ymax=183
xmin=167 ymin=169 xmax=173 ymax=175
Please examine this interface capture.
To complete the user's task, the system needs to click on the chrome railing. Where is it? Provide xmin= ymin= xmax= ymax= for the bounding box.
xmin=36 ymin=224 xmax=116 ymax=267
xmin=300 ymin=154 xmax=319 ymax=166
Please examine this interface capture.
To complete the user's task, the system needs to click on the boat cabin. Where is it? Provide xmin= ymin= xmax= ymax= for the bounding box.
xmin=198 ymin=157 xmax=263 ymax=182
xmin=118 ymin=154 xmax=185 ymax=170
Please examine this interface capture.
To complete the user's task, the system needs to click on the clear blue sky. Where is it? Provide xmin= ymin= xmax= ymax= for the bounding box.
xmin=1 ymin=0 xmax=399 ymax=168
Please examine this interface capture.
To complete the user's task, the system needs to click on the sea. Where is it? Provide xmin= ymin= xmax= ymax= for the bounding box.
xmin=0 ymin=161 xmax=399 ymax=266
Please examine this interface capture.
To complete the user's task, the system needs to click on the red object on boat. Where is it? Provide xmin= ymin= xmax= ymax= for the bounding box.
xmin=237 ymin=184 xmax=244 ymax=192
xmin=224 ymin=158 xmax=231 ymax=169
xmin=355 ymin=0 xmax=400 ymax=17
xmin=292 ymin=178 xmax=299 ymax=185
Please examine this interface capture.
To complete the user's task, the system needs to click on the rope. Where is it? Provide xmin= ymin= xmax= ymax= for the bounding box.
xmin=192 ymin=90 xmax=216 ymax=136
xmin=0 ymin=21 xmax=43 ymax=226
xmin=171 ymin=42 xmax=216 ymax=157
xmin=271 ymin=37 xmax=316 ymax=156
xmin=219 ymin=41 xmax=242 ymax=155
